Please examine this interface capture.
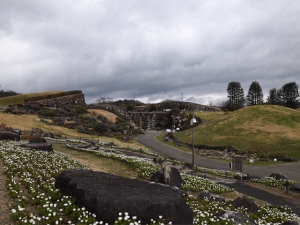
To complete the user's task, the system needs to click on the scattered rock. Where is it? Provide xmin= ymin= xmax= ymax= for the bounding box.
xmin=29 ymin=137 xmax=46 ymax=143
xmin=105 ymin=142 xmax=114 ymax=147
xmin=184 ymin=162 xmax=193 ymax=169
xmin=77 ymin=144 xmax=92 ymax=149
xmin=89 ymin=146 xmax=99 ymax=150
xmin=198 ymin=190 xmax=225 ymax=203
xmin=55 ymin=169 xmax=193 ymax=225
xmin=215 ymin=210 xmax=255 ymax=225
xmin=270 ymin=173 xmax=288 ymax=180
xmin=293 ymin=183 xmax=300 ymax=190
xmin=20 ymin=143 xmax=53 ymax=152
xmin=233 ymin=174 xmax=248 ymax=181
xmin=0 ymin=131 xmax=20 ymax=141
xmin=198 ymin=190 xmax=210 ymax=199
xmin=42 ymin=132 xmax=55 ymax=138
xmin=153 ymin=157 xmax=165 ymax=164
xmin=150 ymin=165 xmax=184 ymax=188
xmin=231 ymin=195 xmax=259 ymax=213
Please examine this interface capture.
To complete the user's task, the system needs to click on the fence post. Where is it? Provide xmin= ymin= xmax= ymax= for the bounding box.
xmin=286 ymin=180 xmax=290 ymax=194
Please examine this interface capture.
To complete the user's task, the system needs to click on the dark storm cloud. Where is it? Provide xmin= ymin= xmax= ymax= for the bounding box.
xmin=1 ymin=0 xmax=299 ymax=105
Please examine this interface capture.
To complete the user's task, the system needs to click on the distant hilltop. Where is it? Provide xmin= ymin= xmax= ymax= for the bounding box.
xmin=0 ymin=90 xmax=20 ymax=98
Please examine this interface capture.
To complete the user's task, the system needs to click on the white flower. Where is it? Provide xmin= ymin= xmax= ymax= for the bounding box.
xmin=11 ymin=209 xmax=16 ymax=213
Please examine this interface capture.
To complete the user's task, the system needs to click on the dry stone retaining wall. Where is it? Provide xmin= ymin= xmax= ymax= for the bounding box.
xmin=32 ymin=94 xmax=85 ymax=106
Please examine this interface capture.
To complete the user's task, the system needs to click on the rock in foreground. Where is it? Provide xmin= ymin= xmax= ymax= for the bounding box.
xmin=0 ymin=131 xmax=20 ymax=141
xmin=55 ymin=169 xmax=193 ymax=225
xmin=20 ymin=143 xmax=53 ymax=152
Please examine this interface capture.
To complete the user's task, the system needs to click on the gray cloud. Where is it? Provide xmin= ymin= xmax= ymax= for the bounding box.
xmin=1 ymin=0 xmax=299 ymax=105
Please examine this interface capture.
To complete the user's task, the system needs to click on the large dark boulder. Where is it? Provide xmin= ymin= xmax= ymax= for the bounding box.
xmin=270 ymin=173 xmax=288 ymax=180
xmin=153 ymin=157 xmax=165 ymax=164
xmin=20 ymin=143 xmax=53 ymax=152
xmin=215 ymin=210 xmax=255 ymax=225
xmin=150 ymin=165 xmax=184 ymax=188
xmin=231 ymin=195 xmax=259 ymax=213
xmin=0 ymin=131 xmax=20 ymax=141
xmin=55 ymin=169 xmax=193 ymax=225
xmin=42 ymin=132 xmax=55 ymax=138
xmin=29 ymin=137 xmax=46 ymax=143
xmin=293 ymin=183 xmax=300 ymax=190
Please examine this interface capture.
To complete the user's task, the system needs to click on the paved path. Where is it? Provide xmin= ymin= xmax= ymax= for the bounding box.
xmin=136 ymin=131 xmax=300 ymax=182
xmin=226 ymin=182 xmax=300 ymax=216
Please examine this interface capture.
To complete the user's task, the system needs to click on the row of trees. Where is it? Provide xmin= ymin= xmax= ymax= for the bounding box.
xmin=223 ymin=81 xmax=299 ymax=111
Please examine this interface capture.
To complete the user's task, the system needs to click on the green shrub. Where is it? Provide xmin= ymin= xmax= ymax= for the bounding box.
xmin=93 ymin=122 xmax=108 ymax=133
xmin=75 ymin=105 xmax=87 ymax=114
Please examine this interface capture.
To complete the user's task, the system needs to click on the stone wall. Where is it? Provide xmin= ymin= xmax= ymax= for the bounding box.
xmin=32 ymin=94 xmax=85 ymax=106
xmin=126 ymin=112 xmax=169 ymax=130
xmin=155 ymin=100 xmax=221 ymax=112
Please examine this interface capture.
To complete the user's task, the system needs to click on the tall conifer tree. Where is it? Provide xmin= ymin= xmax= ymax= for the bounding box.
xmin=227 ymin=81 xmax=245 ymax=111
xmin=281 ymin=82 xmax=299 ymax=109
xmin=246 ymin=81 xmax=264 ymax=105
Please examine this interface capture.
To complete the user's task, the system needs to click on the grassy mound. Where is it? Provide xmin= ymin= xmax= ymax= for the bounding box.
xmin=0 ymin=91 xmax=65 ymax=106
xmin=176 ymin=105 xmax=300 ymax=159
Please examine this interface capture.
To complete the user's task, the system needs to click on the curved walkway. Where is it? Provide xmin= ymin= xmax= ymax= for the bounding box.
xmin=226 ymin=182 xmax=300 ymax=216
xmin=136 ymin=131 xmax=300 ymax=182
xmin=136 ymin=131 xmax=300 ymax=217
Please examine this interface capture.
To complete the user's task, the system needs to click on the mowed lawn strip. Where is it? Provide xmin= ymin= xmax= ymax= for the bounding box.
xmin=53 ymin=144 xmax=139 ymax=179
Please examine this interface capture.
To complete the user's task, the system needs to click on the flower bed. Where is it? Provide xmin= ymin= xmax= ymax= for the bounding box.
xmin=250 ymin=177 xmax=297 ymax=189
xmin=0 ymin=140 xmax=299 ymax=224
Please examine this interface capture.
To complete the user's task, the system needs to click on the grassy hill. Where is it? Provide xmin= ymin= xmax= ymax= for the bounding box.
xmin=0 ymin=111 xmax=146 ymax=149
xmin=87 ymin=109 xmax=118 ymax=123
xmin=175 ymin=105 xmax=300 ymax=159
xmin=0 ymin=91 xmax=65 ymax=106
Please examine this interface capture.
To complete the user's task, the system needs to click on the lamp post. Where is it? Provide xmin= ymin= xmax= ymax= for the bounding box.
xmin=190 ymin=112 xmax=197 ymax=168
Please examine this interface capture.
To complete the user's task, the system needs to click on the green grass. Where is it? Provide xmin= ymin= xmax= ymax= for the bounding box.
xmin=53 ymin=143 xmax=139 ymax=178
xmin=0 ymin=91 xmax=65 ymax=106
xmin=193 ymin=111 xmax=228 ymax=122
xmin=174 ymin=105 xmax=300 ymax=159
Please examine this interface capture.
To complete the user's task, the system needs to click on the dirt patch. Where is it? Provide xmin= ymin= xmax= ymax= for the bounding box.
xmin=88 ymin=109 xmax=118 ymax=123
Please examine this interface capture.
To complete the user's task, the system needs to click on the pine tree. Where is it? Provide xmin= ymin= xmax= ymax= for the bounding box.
xmin=246 ymin=81 xmax=264 ymax=105
xmin=267 ymin=88 xmax=282 ymax=105
xmin=227 ymin=81 xmax=245 ymax=111
xmin=281 ymin=82 xmax=299 ymax=109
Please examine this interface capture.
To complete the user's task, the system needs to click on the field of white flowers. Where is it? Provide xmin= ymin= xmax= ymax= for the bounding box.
xmin=0 ymin=139 xmax=299 ymax=225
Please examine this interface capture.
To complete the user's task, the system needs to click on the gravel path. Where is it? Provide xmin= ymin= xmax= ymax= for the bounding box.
xmin=0 ymin=160 xmax=14 ymax=224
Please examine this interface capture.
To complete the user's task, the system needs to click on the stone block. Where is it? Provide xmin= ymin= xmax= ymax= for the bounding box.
xmin=55 ymin=169 xmax=193 ymax=225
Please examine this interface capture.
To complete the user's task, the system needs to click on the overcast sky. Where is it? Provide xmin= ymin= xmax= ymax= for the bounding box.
xmin=1 ymin=1 xmax=299 ymax=105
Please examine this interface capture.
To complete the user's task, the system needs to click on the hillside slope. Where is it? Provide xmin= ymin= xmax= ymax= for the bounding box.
xmin=0 ymin=91 xmax=65 ymax=106
xmin=176 ymin=105 xmax=300 ymax=158
xmin=0 ymin=112 xmax=146 ymax=149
